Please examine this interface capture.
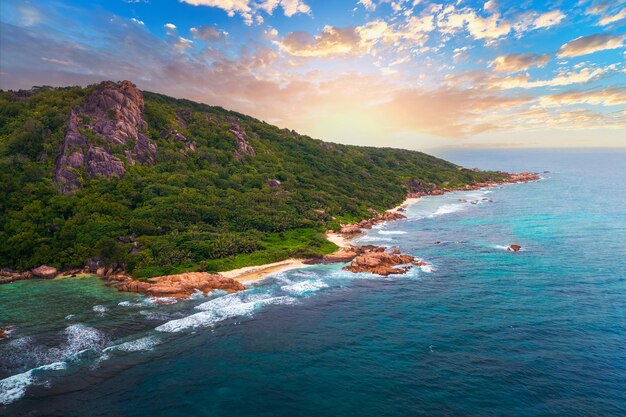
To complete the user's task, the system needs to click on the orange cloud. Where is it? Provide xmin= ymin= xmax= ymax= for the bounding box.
xmin=491 ymin=53 xmax=550 ymax=73
xmin=539 ymin=87 xmax=626 ymax=107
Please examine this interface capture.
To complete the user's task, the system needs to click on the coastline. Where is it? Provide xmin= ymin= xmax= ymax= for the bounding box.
xmin=0 ymin=172 xmax=540 ymax=296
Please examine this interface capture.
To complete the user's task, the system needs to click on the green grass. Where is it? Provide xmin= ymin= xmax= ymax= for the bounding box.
xmin=201 ymin=228 xmax=338 ymax=273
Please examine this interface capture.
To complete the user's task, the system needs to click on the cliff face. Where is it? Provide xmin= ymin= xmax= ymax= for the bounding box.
xmin=55 ymin=81 xmax=157 ymax=194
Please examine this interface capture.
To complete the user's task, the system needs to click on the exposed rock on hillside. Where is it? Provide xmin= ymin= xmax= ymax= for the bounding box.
xmin=55 ymin=81 xmax=157 ymax=193
xmin=229 ymin=124 xmax=256 ymax=158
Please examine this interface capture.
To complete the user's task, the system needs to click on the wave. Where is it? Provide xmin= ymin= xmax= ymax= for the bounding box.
xmin=64 ymin=324 xmax=108 ymax=354
xmin=378 ymin=230 xmax=407 ymax=235
xmin=103 ymin=336 xmax=161 ymax=353
xmin=280 ymin=279 xmax=329 ymax=296
xmin=0 ymin=362 xmax=67 ymax=405
xmin=92 ymin=305 xmax=108 ymax=315
xmin=357 ymin=236 xmax=393 ymax=242
xmin=155 ymin=293 xmax=297 ymax=333
xmin=118 ymin=298 xmax=157 ymax=308
xmin=427 ymin=203 xmax=466 ymax=218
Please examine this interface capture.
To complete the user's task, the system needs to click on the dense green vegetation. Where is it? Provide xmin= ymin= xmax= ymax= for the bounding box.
xmin=0 ymin=84 xmax=506 ymax=277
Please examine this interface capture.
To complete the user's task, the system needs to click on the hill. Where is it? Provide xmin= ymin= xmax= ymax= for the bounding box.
xmin=0 ymin=81 xmax=506 ymax=278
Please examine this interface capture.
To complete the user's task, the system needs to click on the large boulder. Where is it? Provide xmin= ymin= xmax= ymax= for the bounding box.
xmin=31 ymin=265 xmax=58 ymax=279
xmin=113 ymin=272 xmax=246 ymax=299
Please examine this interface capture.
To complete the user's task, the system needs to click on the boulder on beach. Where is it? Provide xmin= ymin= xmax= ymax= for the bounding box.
xmin=114 ymin=272 xmax=246 ymax=298
xmin=339 ymin=224 xmax=362 ymax=234
xmin=31 ymin=265 xmax=58 ymax=279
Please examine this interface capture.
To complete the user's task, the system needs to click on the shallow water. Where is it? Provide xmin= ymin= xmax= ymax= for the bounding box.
xmin=1 ymin=149 xmax=625 ymax=416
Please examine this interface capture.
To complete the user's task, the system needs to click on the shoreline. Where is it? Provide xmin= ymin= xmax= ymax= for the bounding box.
xmin=0 ymin=172 xmax=540 ymax=294
xmin=219 ymin=259 xmax=313 ymax=284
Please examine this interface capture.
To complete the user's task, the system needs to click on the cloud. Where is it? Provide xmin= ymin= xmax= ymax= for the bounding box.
xmin=491 ymin=53 xmax=550 ymax=73
xmin=491 ymin=65 xmax=618 ymax=89
xmin=179 ymin=0 xmax=310 ymax=24
xmin=164 ymin=23 xmax=177 ymax=35
xmin=130 ymin=17 xmax=145 ymax=26
xmin=531 ymin=10 xmax=566 ymax=29
xmin=598 ymin=8 xmax=626 ymax=26
xmin=437 ymin=6 xmax=512 ymax=41
xmin=276 ymin=26 xmax=362 ymax=57
xmin=513 ymin=9 xmax=566 ymax=35
xmin=359 ymin=0 xmax=376 ymax=11
xmin=275 ymin=16 xmax=433 ymax=59
xmin=539 ymin=87 xmax=626 ymax=107
xmin=1 ymin=0 xmax=624 ymax=148
xmin=374 ymin=87 xmax=532 ymax=136
xmin=586 ymin=1 xmax=611 ymax=16
xmin=190 ymin=25 xmax=227 ymax=41
xmin=558 ymin=33 xmax=626 ymax=57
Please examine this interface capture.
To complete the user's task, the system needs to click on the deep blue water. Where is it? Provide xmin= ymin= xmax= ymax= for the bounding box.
xmin=1 ymin=149 xmax=625 ymax=416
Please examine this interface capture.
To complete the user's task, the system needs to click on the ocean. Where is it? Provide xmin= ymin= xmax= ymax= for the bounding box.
xmin=1 ymin=149 xmax=625 ymax=416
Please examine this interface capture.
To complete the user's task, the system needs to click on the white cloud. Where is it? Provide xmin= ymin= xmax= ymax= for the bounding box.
xmin=164 ymin=23 xmax=177 ymax=35
xmin=179 ymin=0 xmax=310 ymax=24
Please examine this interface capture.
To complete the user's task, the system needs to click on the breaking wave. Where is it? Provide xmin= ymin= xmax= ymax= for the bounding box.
xmin=155 ymin=293 xmax=297 ymax=333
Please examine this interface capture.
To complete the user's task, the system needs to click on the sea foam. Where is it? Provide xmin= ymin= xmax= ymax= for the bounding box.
xmin=103 ymin=336 xmax=161 ymax=353
xmin=281 ymin=279 xmax=329 ymax=296
xmin=0 ymin=362 xmax=67 ymax=405
xmin=155 ymin=293 xmax=296 ymax=333
xmin=428 ymin=203 xmax=466 ymax=218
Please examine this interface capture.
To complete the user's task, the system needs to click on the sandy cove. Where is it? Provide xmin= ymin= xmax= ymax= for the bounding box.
xmin=219 ymin=259 xmax=313 ymax=283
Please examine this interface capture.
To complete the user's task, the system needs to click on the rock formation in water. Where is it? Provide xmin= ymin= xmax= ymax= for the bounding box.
xmin=343 ymin=247 xmax=429 ymax=276
xmin=55 ymin=81 xmax=157 ymax=194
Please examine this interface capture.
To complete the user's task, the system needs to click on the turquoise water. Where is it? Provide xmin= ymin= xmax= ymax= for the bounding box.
xmin=1 ymin=149 xmax=625 ymax=416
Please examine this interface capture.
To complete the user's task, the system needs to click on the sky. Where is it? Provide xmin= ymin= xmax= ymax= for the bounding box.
xmin=0 ymin=0 xmax=625 ymax=149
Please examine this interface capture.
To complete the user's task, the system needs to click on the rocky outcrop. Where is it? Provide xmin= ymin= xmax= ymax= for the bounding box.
xmin=507 ymin=171 xmax=540 ymax=183
xmin=266 ymin=179 xmax=281 ymax=188
xmin=0 ymin=326 xmax=15 ymax=341
xmin=55 ymin=81 xmax=157 ymax=194
xmin=31 ymin=265 xmax=59 ymax=279
xmin=0 ymin=268 xmax=32 ymax=284
xmin=343 ymin=247 xmax=429 ymax=276
xmin=508 ymin=244 xmax=522 ymax=252
xmin=340 ymin=210 xmax=406 ymax=234
xmin=406 ymin=178 xmax=428 ymax=194
xmin=229 ymin=124 xmax=255 ymax=159
xmin=112 ymin=272 xmax=246 ymax=298
xmin=160 ymin=129 xmax=196 ymax=154
xmin=0 ymin=265 xmax=60 ymax=283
